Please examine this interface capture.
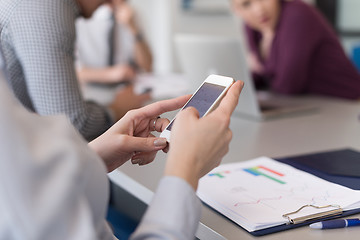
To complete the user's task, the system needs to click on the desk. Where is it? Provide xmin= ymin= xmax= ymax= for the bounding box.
xmin=107 ymin=89 xmax=360 ymax=239
xmin=81 ymin=73 xmax=190 ymax=105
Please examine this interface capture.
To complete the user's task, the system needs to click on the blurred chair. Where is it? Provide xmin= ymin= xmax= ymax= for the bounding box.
xmin=351 ymin=44 xmax=360 ymax=72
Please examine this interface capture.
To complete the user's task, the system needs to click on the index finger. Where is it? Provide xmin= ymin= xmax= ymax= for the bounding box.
xmin=136 ymin=94 xmax=191 ymax=118
xmin=215 ymin=80 xmax=244 ymax=116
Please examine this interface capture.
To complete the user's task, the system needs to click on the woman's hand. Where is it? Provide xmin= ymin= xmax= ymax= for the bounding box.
xmin=90 ymin=94 xmax=190 ymax=172
xmin=107 ymin=64 xmax=136 ymax=83
xmin=165 ymin=81 xmax=244 ymax=190
xmin=247 ymin=52 xmax=264 ymax=74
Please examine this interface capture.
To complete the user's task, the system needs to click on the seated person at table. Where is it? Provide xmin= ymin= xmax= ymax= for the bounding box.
xmin=231 ymin=0 xmax=360 ymax=100
xmin=76 ymin=0 xmax=152 ymax=84
xmin=0 ymin=0 xmax=150 ymax=142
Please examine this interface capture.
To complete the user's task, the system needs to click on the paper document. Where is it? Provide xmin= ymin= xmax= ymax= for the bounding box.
xmin=197 ymin=157 xmax=360 ymax=232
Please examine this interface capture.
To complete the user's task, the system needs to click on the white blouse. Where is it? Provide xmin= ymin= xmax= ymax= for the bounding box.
xmin=0 ymin=77 xmax=201 ymax=240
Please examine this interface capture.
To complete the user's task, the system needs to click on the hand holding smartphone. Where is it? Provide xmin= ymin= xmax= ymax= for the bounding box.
xmin=160 ymin=74 xmax=235 ymax=142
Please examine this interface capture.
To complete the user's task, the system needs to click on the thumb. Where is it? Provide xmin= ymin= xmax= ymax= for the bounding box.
xmin=121 ymin=135 xmax=167 ymax=152
xmin=178 ymin=106 xmax=200 ymax=120
xmin=173 ymin=107 xmax=199 ymax=130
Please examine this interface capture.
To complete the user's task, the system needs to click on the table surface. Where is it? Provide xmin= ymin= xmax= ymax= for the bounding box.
xmin=101 ymin=75 xmax=360 ymax=240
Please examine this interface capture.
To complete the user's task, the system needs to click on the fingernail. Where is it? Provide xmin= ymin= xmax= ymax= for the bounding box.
xmin=131 ymin=159 xmax=139 ymax=164
xmin=154 ymin=138 xmax=167 ymax=147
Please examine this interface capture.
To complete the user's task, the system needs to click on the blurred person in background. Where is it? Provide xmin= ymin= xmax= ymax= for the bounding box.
xmin=0 ymin=0 xmax=150 ymax=142
xmin=76 ymin=0 xmax=153 ymax=84
xmin=232 ymin=0 xmax=360 ymax=100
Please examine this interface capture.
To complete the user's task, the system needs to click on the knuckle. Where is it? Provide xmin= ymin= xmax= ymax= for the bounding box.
xmin=186 ymin=106 xmax=199 ymax=115
xmin=177 ymin=108 xmax=190 ymax=119
xmin=124 ymin=109 xmax=136 ymax=118
xmin=127 ymin=109 xmax=141 ymax=120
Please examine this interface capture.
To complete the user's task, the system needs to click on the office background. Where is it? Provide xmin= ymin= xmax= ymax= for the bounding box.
xmin=1 ymin=0 xmax=360 ymax=74
xmin=126 ymin=0 xmax=360 ymax=75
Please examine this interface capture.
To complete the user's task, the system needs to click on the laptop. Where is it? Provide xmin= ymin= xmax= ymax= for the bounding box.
xmin=174 ymin=34 xmax=316 ymax=120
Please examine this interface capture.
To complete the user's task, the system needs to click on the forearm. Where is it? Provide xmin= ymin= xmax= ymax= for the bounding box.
xmin=133 ymin=39 xmax=153 ymax=72
xmin=77 ymin=66 xmax=125 ymax=83
xmin=164 ymin=156 xmax=199 ymax=190
xmin=271 ymin=46 xmax=311 ymax=94
xmin=127 ymin=22 xmax=152 ymax=72
xmin=271 ymin=66 xmax=309 ymax=94
xmin=130 ymin=176 xmax=201 ymax=240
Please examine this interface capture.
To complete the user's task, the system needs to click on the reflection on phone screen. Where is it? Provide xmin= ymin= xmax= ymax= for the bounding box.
xmin=166 ymin=82 xmax=225 ymax=131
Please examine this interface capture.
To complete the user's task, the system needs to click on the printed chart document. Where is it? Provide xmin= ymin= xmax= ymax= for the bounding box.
xmin=197 ymin=157 xmax=360 ymax=232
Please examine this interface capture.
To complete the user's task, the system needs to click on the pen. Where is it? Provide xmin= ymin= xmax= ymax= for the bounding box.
xmin=309 ymin=218 xmax=360 ymax=229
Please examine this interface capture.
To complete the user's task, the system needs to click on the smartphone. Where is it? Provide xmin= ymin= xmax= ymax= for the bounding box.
xmin=160 ymin=74 xmax=235 ymax=142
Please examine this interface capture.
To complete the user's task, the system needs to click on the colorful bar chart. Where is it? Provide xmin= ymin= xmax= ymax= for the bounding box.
xmin=243 ymin=165 xmax=286 ymax=184
xmin=208 ymin=170 xmax=231 ymax=178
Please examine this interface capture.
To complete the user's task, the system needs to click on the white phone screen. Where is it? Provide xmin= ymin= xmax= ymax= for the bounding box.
xmin=166 ymin=82 xmax=226 ymax=131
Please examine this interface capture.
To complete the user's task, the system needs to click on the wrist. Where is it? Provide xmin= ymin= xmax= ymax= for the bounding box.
xmin=165 ymin=170 xmax=199 ymax=191
xmin=89 ymin=137 xmax=118 ymax=173
xmin=165 ymin=156 xmax=200 ymax=190
xmin=89 ymin=139 xmax=107 ymax=166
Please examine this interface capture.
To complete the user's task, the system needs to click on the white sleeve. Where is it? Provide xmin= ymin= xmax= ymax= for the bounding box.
xmin=0 ymin=79 xmax=115 ymax=240
xmin=130 ymin=176 xmax=202 ymax=240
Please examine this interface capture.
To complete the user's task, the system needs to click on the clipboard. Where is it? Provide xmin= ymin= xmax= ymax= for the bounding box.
xmin=249 ymin=206 xmax=360 ymax=236
xmin=202 ymin=199 xmax=360 ymax=236
xmin=248 ymin=149 xmax=360 ymax=236
xmin=198 ymin=154 xmax=360 ymax=236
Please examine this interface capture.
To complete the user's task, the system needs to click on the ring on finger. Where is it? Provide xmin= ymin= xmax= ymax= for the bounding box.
xmin=153 ymin=116 xmax=160 ymax=131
